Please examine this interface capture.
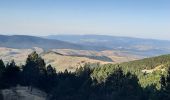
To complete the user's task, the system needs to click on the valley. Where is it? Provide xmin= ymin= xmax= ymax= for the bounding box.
xmin=0 ymin=47 xmax=140 ymax=72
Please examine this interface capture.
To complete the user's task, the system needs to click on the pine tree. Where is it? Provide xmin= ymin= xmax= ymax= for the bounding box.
xmin=102 ymin=68 xmax=144 ymax=100
xmin=0 ymin=59 xmax=5 ymax=76
xmin=159 ymin=67 xmax=170 ymax=100
xmin=22 ymin=51 xmax=46 ymax=87
xmin=47 ymin=64 xmax=56 ymax=76
xmin=3 ymin=60 xmax=20 ymax=87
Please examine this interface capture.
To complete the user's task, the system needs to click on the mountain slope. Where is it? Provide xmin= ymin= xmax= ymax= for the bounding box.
xmin=0 ymin=35 xmax=85 ymax=50
xmin=92 ymin=54 xmax=170 ymax=88
xmin=93 ymin=54 xmax=170 ymax=78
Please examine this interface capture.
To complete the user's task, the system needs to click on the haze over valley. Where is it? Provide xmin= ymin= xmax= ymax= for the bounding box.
xmin=0 ymin=34 xmax=170 ymax=72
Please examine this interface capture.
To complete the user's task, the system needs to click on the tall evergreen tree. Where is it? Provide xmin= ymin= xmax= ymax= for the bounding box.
xmin=159 ymin=67 xmax=170 ymax=100
xmin=96 ymin=68 xmax=145 ymax=100
xmin=47 ymin=64 xmax=56 ymax=76
xmin=0 ymin=59 xmax=5 ymax=89
xmin=0 ymin=59 xmax=5 ymax=76
xmin=2 ymin=60 xmax=20 ymax=87
xmin=22 ymin=51 xmax=46 ymax=87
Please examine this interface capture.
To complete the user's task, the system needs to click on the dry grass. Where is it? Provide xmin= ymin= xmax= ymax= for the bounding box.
xmin=0 ymin=47 xmax=141 ymax=72
xmin=42 ymin=52 xmax=111 ymax=72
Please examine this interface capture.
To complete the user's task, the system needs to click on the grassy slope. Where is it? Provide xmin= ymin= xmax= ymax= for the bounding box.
xmin=0 ymin=47 xmax=140 ymax=72
xmin=42 ymin=52 xmax=111 ymax=72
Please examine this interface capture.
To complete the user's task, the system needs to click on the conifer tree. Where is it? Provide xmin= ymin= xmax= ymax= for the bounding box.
xmin=0 ymin=59 xmax=5 ymax=76
xmin=22 ymin=51 xmax=46 ymax=87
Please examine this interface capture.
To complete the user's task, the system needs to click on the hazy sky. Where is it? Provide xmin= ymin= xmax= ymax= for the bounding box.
xmin=0 ymin=0 xmax=170 ymax=40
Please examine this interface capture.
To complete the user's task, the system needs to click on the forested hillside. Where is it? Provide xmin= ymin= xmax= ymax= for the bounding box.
xmin=1 ymin=52 xmax=170 ymax=100
xmin=92 ymin=54 xmax=170 ymax=88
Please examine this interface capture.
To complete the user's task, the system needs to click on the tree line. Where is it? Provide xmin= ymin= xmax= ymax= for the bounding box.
xmin=0 ymin=51 xmax=170 ymax=100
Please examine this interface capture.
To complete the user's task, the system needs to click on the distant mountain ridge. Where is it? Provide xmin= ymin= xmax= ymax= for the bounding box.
xmin=1 ymin=34 xmax=170 ymax=57
xmin=46 ymin=35 xmax=170 ymax=49
xmin=46 ymin=35 xmax=170 ymax=56
xmin=0 ymin=35 xmax=86 ymax=50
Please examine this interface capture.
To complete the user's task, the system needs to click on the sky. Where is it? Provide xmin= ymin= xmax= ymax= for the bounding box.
xmin=0 ymin=0 xmax=170 ymax=40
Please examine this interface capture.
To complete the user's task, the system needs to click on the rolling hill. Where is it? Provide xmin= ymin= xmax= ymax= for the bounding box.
xmin=0 ymin=47 xmax=139 ymax=72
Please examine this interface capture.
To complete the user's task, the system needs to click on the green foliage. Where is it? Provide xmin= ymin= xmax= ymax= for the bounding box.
xmin=158 ymin=67 xmax=170 ymax=100
xmin=103 ymin=68 xmax=145 ymax=100
xmin=92 ymin=54 xmax=170 ymax=89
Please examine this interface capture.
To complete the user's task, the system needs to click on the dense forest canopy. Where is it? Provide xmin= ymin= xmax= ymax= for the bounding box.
xmin=0 ymin=52 xmax=170 ymax=100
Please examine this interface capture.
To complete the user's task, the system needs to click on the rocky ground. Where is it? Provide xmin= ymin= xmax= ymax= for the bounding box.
xmin=0 ymin=86 xmax=47 ymax=100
